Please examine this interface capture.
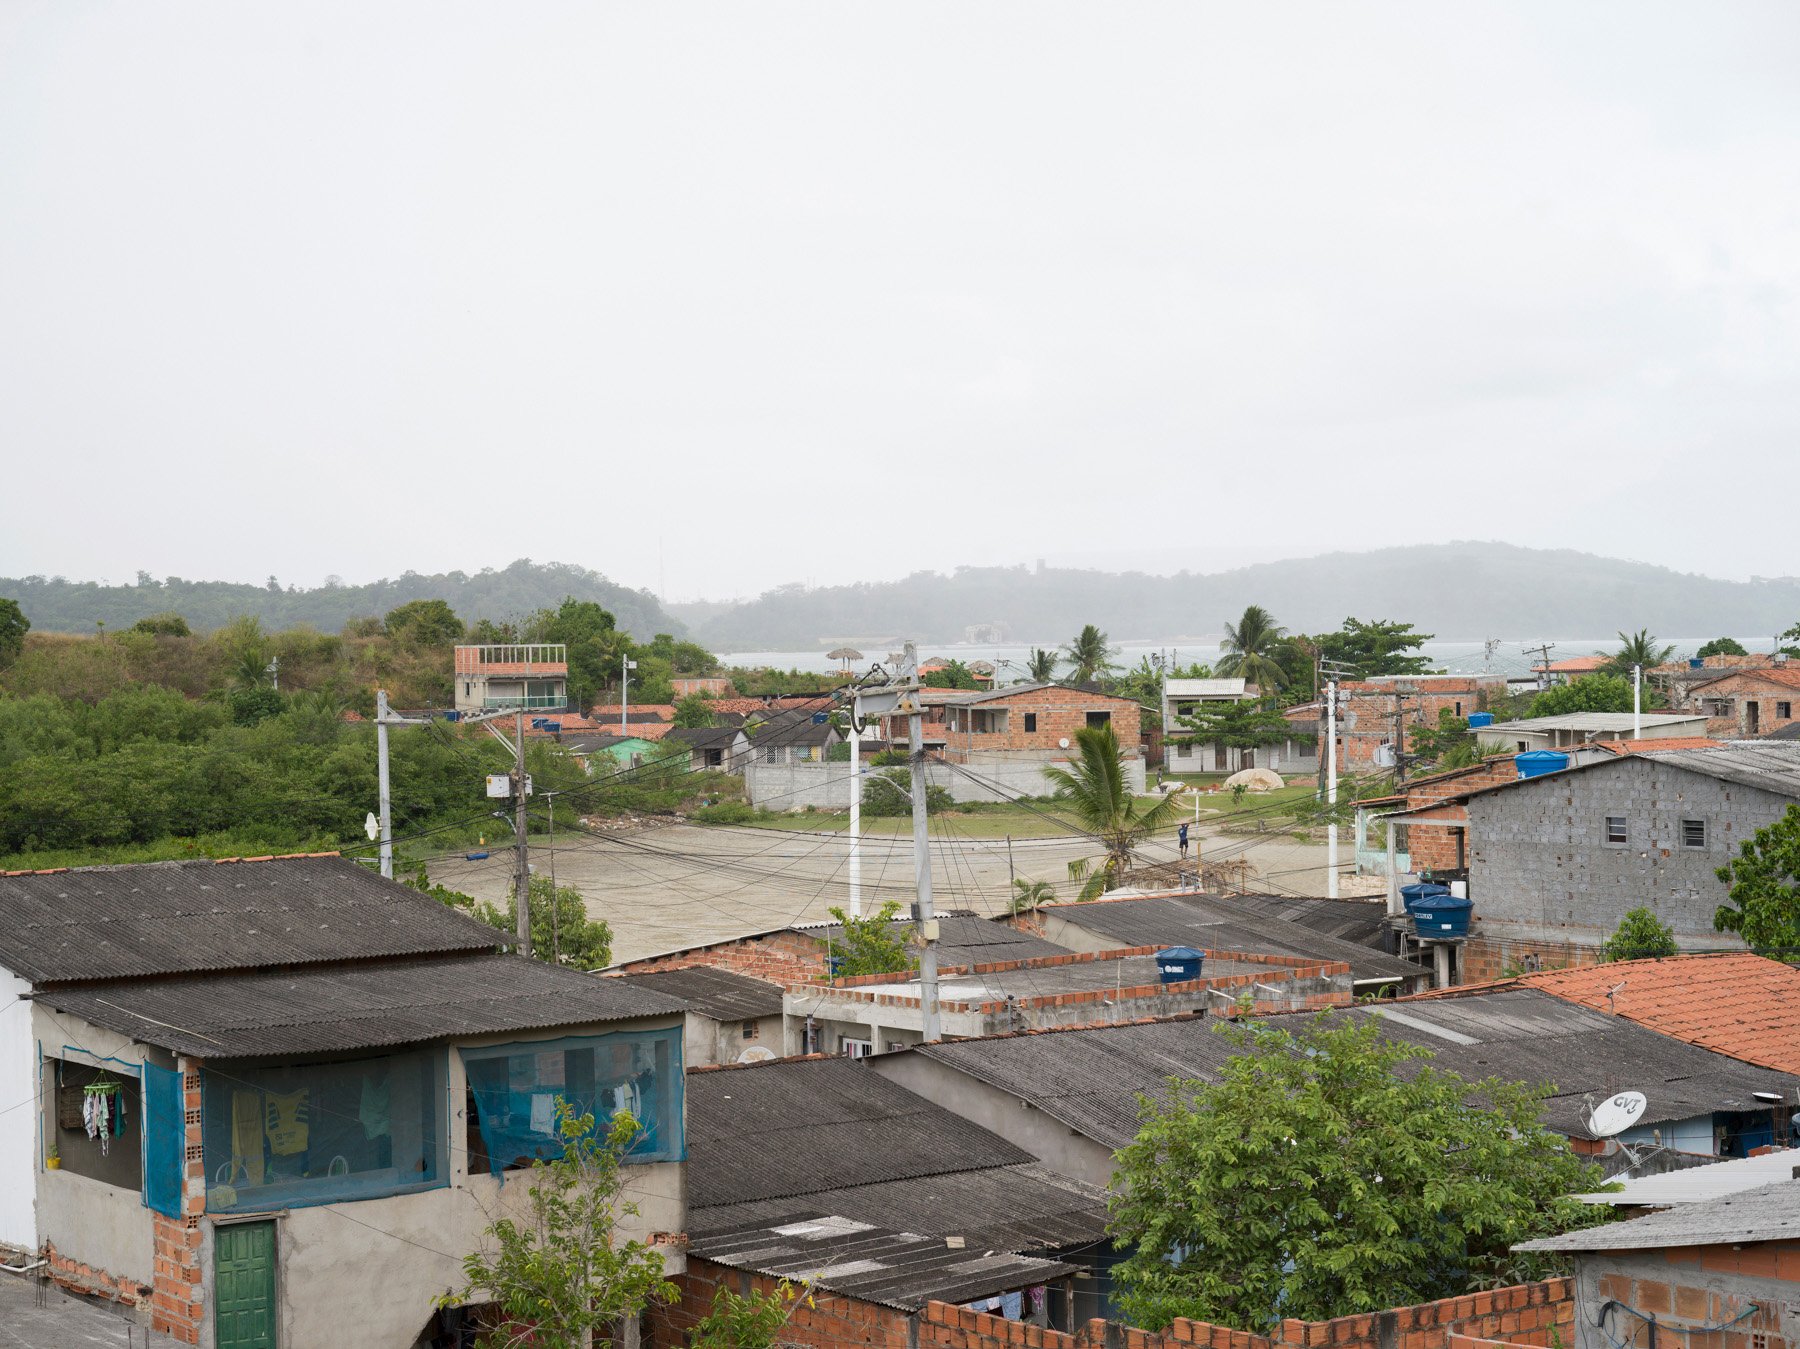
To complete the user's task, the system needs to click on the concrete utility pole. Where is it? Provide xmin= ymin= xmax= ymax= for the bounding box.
xmin=1321 ymin=660 xmax=1355 ymax=901
xmin=374 ymin=690 xmax=430 ymax=880
xmin=901 ymin=642 xmax=941 ymax=1042
xmin=1524 ymin=642 xmax=1556 ymax=692
xmin=512 ymin=710 xmax=531 ymax=957
xmin=846 ymin=706 xmax=863 ymax=918
xmin=620 ymin=657 xmax=637 ymax=734
xmin=1633 ymin=663 xmax=1643 ymax=740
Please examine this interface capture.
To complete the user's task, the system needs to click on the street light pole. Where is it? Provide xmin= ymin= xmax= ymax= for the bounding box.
xmin=621 ymin=657 xmax=637 ymax=734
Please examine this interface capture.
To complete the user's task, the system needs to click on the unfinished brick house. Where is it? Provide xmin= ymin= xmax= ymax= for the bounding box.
xmin=1328 ymin=675 xmax=1508 ymax=773
xmin=1682 ymin=666 xmax=1800 ymax=738
xmin=885 ymin=683 xmax=1144 ymax=763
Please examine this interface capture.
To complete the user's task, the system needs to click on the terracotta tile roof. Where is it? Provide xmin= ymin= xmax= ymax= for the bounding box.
xmin=1519 ymin=954 xmax=1800 ymax=1075
xmin=1690 ymin=666 xmax=1800 ymax=693
xmin=1536 ymin=656 xmax=1610 ymax=674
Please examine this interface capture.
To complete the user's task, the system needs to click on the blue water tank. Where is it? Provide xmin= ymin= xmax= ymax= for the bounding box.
xmin=1515 ymin=750 xmax=1570 ymax=779
xmin=1467 ymin=712 xmax=1494 ymax=728
xmin=1411 ymin=892 xmax=1473 ymax=939
xmin=1400 ymin=882 xmax=1451 ymax=914
xmin=1689 ymin=658 xmax=1705 ymax=669
xmin=1155 ymin=946 xmax=1206 ymax=983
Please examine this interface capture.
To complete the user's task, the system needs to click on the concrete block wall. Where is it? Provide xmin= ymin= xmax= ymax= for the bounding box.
xmin=1570 ymin=1244 xmax=1800 ymax=1349
xmin=1468 ymin=758 xmax=1792 ymax=950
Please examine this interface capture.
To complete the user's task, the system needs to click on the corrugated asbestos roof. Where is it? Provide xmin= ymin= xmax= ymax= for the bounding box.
xmin=688 ymin=1217 xmax=1075 ymax=1311
xmin=1048 ymin=894 xmax=1423 ymax=984
xmin=1578 ymin=1148 xmax=1800 ymax=1208
xmin=1519 ymin=1179 xmax=1800 ymax=1252
xmin=689 ymin=1162 xmax=1110 ymax=1253
xmin=614 ymin=965 xmax=784 ymax=1021
xmin=684 ymin=1057 xmax=1030 ymax=1209
xmin=809 ymin=915 xmax=1070 ymax=966
xmin=0 ymin=856 xmax=501 ymax=985
xmin=911 ymin=989 xmax=1800 ymax=1148
xmin=1647 ymin=742 xmax=1800 ymax=797
xmin=38 ymin=953 xmax=686 ymax=1058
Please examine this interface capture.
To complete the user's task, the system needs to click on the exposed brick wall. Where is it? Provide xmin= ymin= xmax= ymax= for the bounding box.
xmin=43 ymin=1243 xmax=149 ymax=1305
xmin=1461 ymin=935 xmax=1599 ymax=983
xmin=1328 ymin=681 xmax=1503 ymax=774
xmin=148 ymin=1059 xmax=207 ymax=1345
xmin=657 ymin=1266 xmax=1568 ymax=1349
xmin=614 ymin=931 xmax=830 ymax=985
xmin=1579 ymin=1243 xmax=1800 ymax=1349
xmin=887 ymin=687 xmax=1145 ymax=757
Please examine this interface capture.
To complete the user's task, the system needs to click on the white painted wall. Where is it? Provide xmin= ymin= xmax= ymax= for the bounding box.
xmin=0 ymin=966 xmax=36 ymax=1250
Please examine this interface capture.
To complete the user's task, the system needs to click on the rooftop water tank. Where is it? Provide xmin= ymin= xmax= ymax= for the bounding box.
xmin=1411 ymin=892 xmax=1473 ymax=939
xmin=1467 ymin=712 xmax=1495 ymax=728
xmin=1155 ymin=946 xmax=1206 ymax=984
xmin=1689 ymin=658 xmax=1706 ymax=669
xmin=1515 ymin=750 xmax=1570 ymax=780
xmin=1401 ymin=882 xmax=1451 ymax=915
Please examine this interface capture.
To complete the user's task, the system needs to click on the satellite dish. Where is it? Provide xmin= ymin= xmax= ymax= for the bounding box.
xmin=1058 ymin=737 xmax=1071 ymax=749
xmin=737 ymin=1045 xmax=776 ymax=1064
xmin=364 ymin=811 xmax=379 ymax=841
xmin=1588 ymin=1090 xmax=1648 ymax=1137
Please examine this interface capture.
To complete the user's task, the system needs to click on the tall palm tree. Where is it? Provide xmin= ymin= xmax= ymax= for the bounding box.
xmin=1602 ymin=629 xmax=1676 ymax=675
xmin=1063 ymin=624 xmax=1116 ymax=685
xmin=1026 ymin=647 xmax=1059 ymax=683
xmin=1044 ymin=724 xmax=1185 ymax=899
xmin=1216 ymin=605 xmax=1289 ymax=692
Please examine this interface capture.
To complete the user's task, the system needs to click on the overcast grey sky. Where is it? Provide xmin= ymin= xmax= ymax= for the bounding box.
xmin=2 ymin=3 xmax=1796 ymax=601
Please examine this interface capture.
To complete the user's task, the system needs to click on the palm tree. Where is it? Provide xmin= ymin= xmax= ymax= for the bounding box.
xmin=1602 ymin=629 xmax=1675 ymax=675
xmin=1044 ymin=724 xmax=1185 ymax=899
xmin=1216 ymin=605 xmax=1290 ymax=692
xmin=1063 ymin=624 xmax=1116 ymax=685
xmin=1008 ymin=878 xmax=1057 ymax=915
xmin=1025 ymin=647 xmax=1059 ymax=683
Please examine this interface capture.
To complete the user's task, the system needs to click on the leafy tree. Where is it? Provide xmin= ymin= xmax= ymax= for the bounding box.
xmin=671 ymin=693 xmax=717 ymax=728
xmin=1695 ymin=637 xmax=1747 ymax=659
xmin=383 ymin=598 xmax=465 ymax=647
xmin=440 ymin=1101 xmax=676 ymax=1349
xmin=923 ymin=659 xmax=981 ymax=690
xmin=228 ymin=684 xmax=286 ymax=726
xmin=636 ymin=632 xmax=719 ymax=676
xmin=1045 ymin=724 xmax=1183 ymax=899
xmin=1714 ymin=803 xmax=1800 ymax=953
xmin=0 ymin=598 xmax=28 ymax=670
xmin=1527 ymin=674 xmax=1662 ymax=719
xmin=1009 ymin=878 xmax=1056 ymax=914
xmin=215 ymin=615 xmax=273 ymax=690
xmin=1602 ymin=907 xmax=1679 ymax=962
xmin=1025 ymin=647 xmax=1058 ymax=683
xmin=478 ymin=875 xmax=615 ymax=970
xmin=687 ymin=1279 xmax=811 ymax=1349
xmin=1062 ymin=624 xmax=1116 ymax=684
xmin=1216 ymin=605 xmax=1289 ymax=692
xmin=1173 ymin=699 xmax=1293 ymax=751
xmin=1601 ymin=628 xmax=1675 ymax=676
xmin=1108 ymin=1012 xmax=1606 ymax=1332
xmin=861 ymin=767 xmax=951 ymax=818
xmin=130 ymin=611 xmax=191 ymax=637
xmin=825 ymin=899 xmax=916 ymax=977
xmin=1312 ymin=617 xmax=1435 ymax=678
xmin=532 ymin=597 xmax=627 ymax=710
xmin=1406 ymin=710 xmax=1473 ymax=769
xmin=466 ymin=616 xmax=519 ymax=644
xmin=1782 ymin=622 xmax=1800 ymax=660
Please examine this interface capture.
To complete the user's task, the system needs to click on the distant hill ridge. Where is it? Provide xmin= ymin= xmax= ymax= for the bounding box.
xmin=670 ymin=542 xmax=1800 ymax=648
xmin=4 ymin=560 xmax=681 ymax=638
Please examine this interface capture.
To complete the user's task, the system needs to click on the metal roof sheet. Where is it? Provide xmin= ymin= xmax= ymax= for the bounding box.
xmin=1578 ymin=1148 xmax=1800 ymax=1208
xmin=614 ymin=965 xmax=784 ymax=1021
xmin=685 ymin=1057 xmax=1031 ymax=1208
xmin=0 ymin=856 xmax=501 ymax=985
xmin=912 ymin=989 xmax=1800 ymax=1148
xmin=38 ymin=953 xmax=685 ymax=1058
xmin=688 ymin=1218 xmax=1075 ymax=1311
xmin=1519 ymin=1178 xmax=1800 ymax=1252
xmin=1647 ymin=742 xmax=1800 ymax=798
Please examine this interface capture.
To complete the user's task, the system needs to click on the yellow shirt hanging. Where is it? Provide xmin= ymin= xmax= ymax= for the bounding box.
xmin=264 ymin=1089 xmax=310 ymax=1155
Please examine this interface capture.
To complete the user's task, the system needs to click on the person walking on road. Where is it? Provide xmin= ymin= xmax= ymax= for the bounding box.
xmin=1177 ymin=821 xmax=1190 ymax=859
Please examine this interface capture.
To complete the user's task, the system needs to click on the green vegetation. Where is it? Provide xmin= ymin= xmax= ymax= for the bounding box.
xmin=1695 ymin=636 xmax=1747 ymax=658
xmin=440 ymin=1101 xmax=677 ymax=1345
xmin=1108 ymin=1012 xmax=1606 ymax=1332
xmin=862 ymin=767 xmax=953 ymax=818
xmin=688 ymin=1280 xmax=810 ymax=1349
xmin=1009 ymin=878 xmax=1056 ymax=914
xmin=1025 ymin=647 xmax=1058 ymax=682
xmin=1527 ymin=674 xmax=1662 ymax=719
xmin=1313 ymin=616 xmax=1435 ymax=679
xmin=413 ymin=869 xmax=614 ymax=970
xmin=672 ymin=692 xmax=717 ymax=727
xmin=923 ymin=658 xmax=981 ymax=690
xmin=825 ymin=899 xmax=916 ymax=977
xmin=1714 ymin=803 xmax=1800 ymax=955
xmin=1216 ymin=604 xmax=1289 ymax=691
xmin=1172 ymin=698 xmax=1292 ymax=752
xmin=1601 ymin=907 xmax=1679 ymax=962
xmin=0 ymin=598 xmax=30 ymax=668
xmin=1063 ymin=623 xmax=1117 ymax=684
xmin=1046 ymin=723 xmax=1184 ymax=898
xmin=1601 ymin=628 xmax=1675 ymax=676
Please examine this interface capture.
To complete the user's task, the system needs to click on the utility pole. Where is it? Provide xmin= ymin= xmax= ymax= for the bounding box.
xmin=901 ymin=642 xmax=940 ymax=1042
xmin=512 ymin=710 xmax=531 ymax=957
xmin=1523 ymin=642 xmax=1556 ymax=692
xmin=846 ymin=701 xmax=863 ymax=918
xmin=1632 ymin=663 xmax=1642 ymax=740
xmin=620 ymin=656 xmax=637 ymax=734
xmin=1321 ymin=660 xmax=1355 ymax=901
xmin=544 ymin=789 xmax=560 ymax=964
xmin=374 ymin=690 xmax=430 ymax=880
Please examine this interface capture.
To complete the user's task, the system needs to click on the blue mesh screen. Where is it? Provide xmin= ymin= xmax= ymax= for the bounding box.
xmin=461 ymin=1028 xmax=683 ymax=1174
xmin=200 ymin=1050 xmax=445 ymax=1213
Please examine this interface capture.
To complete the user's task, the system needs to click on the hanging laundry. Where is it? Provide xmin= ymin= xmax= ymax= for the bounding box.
xmin=82 ymin=1090 xmax=112 ymax=1156
xmin=999 ymin=1291 xmax=1024 ymax=1321
xmin=264 ymin=1089 xmax=310 ymax=1155
xmin=229 ymin=1091 xmax=265 ymax=1186
xmin=359 ymin=1075 xmax=390 ymax=1141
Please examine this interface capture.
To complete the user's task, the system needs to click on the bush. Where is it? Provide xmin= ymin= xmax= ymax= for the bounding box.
xmin=861 ymin=768 xmax=953 ymax=818
xmin=692 ymin=801 xmax=758 ymax=825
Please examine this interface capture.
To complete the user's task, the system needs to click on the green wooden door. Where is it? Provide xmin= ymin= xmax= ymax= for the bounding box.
xmin=214 ymin=1221 xmax=277 ymax=1349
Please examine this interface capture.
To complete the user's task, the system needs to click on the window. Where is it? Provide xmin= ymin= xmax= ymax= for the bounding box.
xmin=1023 ymin=713 xmax=1037 ymax=733
xmin=840 ymin=1037 xmax=874 ymax=1060
xmin=1604 ymin=816 xmax=1628 ymax=845
xmin=741 ymin=1020 xmax=757 ymax=1040
xmin=47 ymin=1058 xmax=142 ymax=1191
xmin=1779 ymin=702 xmax=1792 ymax=719
xmin=461 ymin=1027 xmax=683 ymax=1174
xmin=202 ymin=1048 xmax=446 ymax=1212
xmin=763 ymin=747 xmax=780 ymax=764
xmin=1085 ymin=710 xmax=1111 ymax=729
xmin=1682 ymin=818 xmax=1707 ymax=849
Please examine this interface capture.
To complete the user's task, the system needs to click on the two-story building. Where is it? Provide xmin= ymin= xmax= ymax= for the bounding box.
xmin=452 ymin=643 xmax=570 ymax=716
xmin=2 ymin=855 xmax=687 ymax=1348
xmin=1682 ymin=665 xmax=1800 ymax=739
xmin=1329 ymin=674 xmax=1508 ymax=773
